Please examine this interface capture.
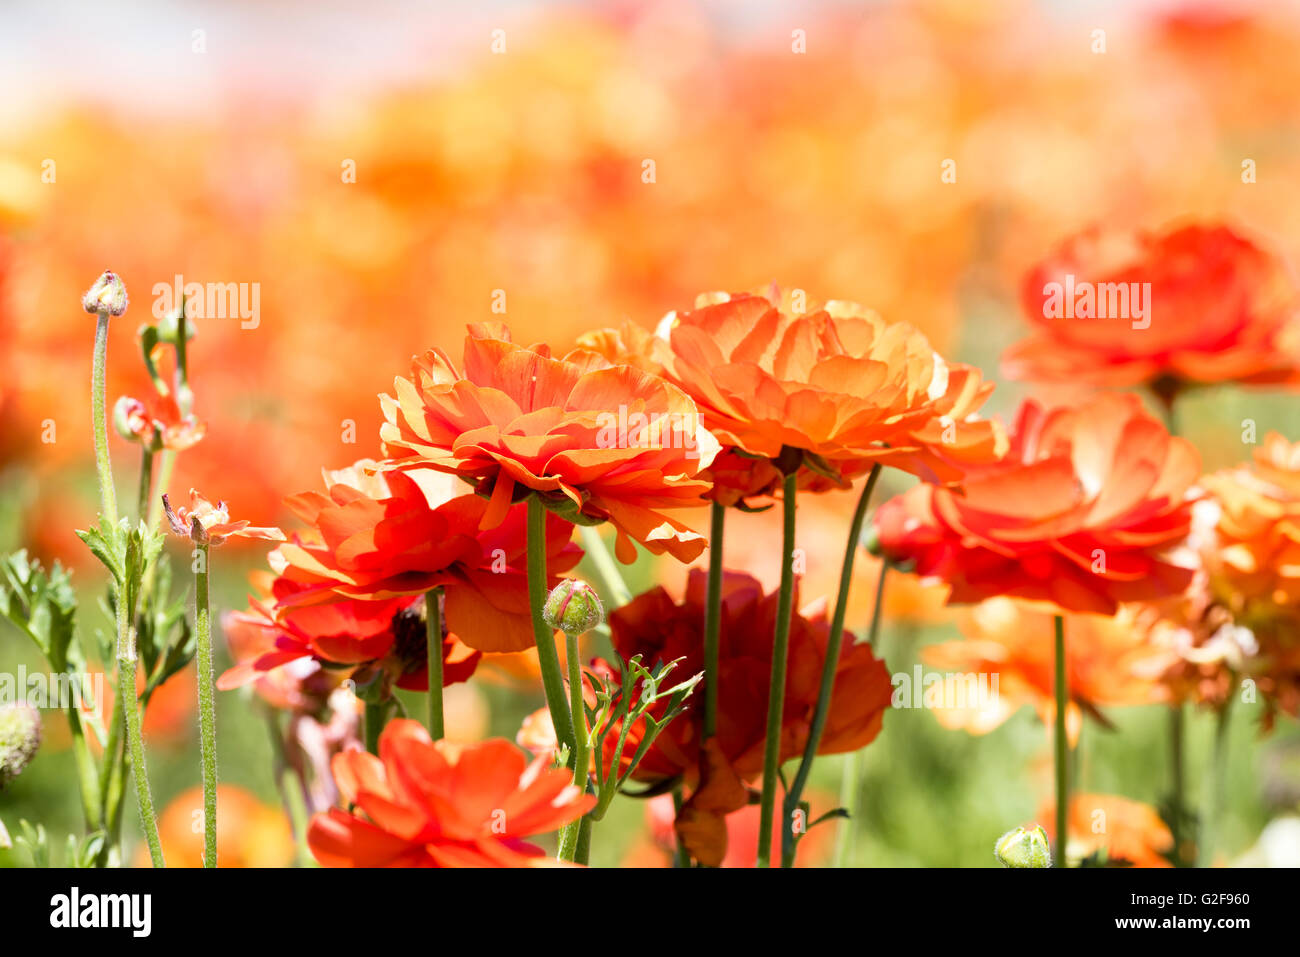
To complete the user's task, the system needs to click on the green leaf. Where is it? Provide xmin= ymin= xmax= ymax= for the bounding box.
xmin=0 ymin=550 xmax=79 ymax=673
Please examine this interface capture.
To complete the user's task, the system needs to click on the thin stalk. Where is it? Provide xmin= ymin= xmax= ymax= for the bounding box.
xmin=117 ymin=598 xmax=164 ymax=866
xmin=93 ymin=698 xmax=125 ymax=864
xmin=1169 ymin=705 xmax=1188 ymax=865
xmin=557 ymin=630 xmax=590 ymax=863
xmin=756 ymin=472 xmax=798 ymax=868
xmin=66 ymin=705 xmax=102 ymax=832
xmin=526 ymin=497 xmax=576 ymax=758
xmin=782 ymin=465 xmax=881 ymax=866
xmin=194 ymin=542 xmax=217 ymax=867
xmin=703 ymin=501 xmax=726 ymax=739
xmin=136 ymin=447 xmax=154 ymax=523
xmin=578 ymin=525 xmax=632 ymax=607
xmin=364 ymin=702 xmax=386 ymax=754
xmin=425 ymin=587 xmax=445 ymax=740
xmin=1053 ymin=614 xmax=1068 ymax=868
xmin=91 ymin=311 xmax=118 ymax=525
xmin=1198 ymin=683 xmax=1236 ymax=867
xmin=833 ymin=750 xmax=861 ymax=867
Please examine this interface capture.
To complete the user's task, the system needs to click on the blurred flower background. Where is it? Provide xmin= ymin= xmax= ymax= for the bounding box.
xmin=3 ymin=0 xmax=1300 ymax=866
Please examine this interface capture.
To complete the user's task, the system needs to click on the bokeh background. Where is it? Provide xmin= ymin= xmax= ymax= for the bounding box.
xmin=3 ymin=0 xmax=1300 ymax=866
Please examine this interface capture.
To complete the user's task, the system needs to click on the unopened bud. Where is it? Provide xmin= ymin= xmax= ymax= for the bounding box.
xmin=82 ymin=270 xmax=129 ymax=316
xmin=542 ymin=579 xmax=604 ymax=637
xmin=994 ymin=825 xmax=1052 ymax=868
xmin=0 ymin=703 xmax=41 ymax=789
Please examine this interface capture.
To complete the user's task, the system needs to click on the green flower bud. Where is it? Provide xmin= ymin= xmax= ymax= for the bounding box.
xmin=0 ymin=703 xmax=41 ymax=789
xmin=994 ymin=825 xmax=1052 ymax=868
xmin=542 ymin=579 xmax=604 ymax=637
xmin=82 ymin=270 xmax=129 ymax=316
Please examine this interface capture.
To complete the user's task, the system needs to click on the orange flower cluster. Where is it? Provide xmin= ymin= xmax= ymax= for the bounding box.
xmin=598 ymin=569 xmax=891 ymax=866
xmin=876 ymin=392 xmax=1201 ymax=615
xmin=1041 ymin=793 xmax=1175 ymax=868
xmin=307 ymin=720 xmax=593 ymax=867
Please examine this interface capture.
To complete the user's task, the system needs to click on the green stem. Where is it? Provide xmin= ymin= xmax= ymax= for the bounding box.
xmin=118 ymin=597 xmax=164 ymax=866
xmin=526 ymin=496 xmax=577 ymax=759
xmin=756 ymin=472 xmax=798 ymax=868
xmin=702 ymin=501 xmax=726 ymax=740
xmin=364 ymin=701 xmax=386 ymax=754
xmin=1053 ymin=614 xmax=1068 ymax=868
xmin=557 ymin=629 xmax=591 ymax=863
xmin=425 ymin=587 xmax=445 ymax=740
xmin=93 ymin=695 xmax=125 ymax=864
xmin=1198 ymin=683 xmax=1235 ymax=867
xmin=195 ymin=542 xmax=217 ymax=867
xmin=145 ymin=450 xmax=176 ymax=533
xmin=781 ymin=464 xmax=881 ymax=866
xmin=1169 ymin=705 xmax=1188 ymax=866
xmin=578 ymin=525 xmax=632 ymax=607
xmin=136 ymin=447 xmax=154 ymax=524
xmin=66 ymin=705 xmax=102 ymax=833
xmin=91 ymin=311 xmax=118 ymax=526
xmin=833 ymin=750 xmax=860 ymax=868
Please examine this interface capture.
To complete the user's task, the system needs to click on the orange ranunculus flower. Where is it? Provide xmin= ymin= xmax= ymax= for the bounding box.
xmin=142 ymin=785 xmax=295 ymax=868
xmin=307 ymin=719 xmax=595 ymax=867
xmin=1042 ymin=793 xmax=1175 ymax=868
xmin=267 ymin=460 xmax=581 ymax=652
xmin=599 ymin=569 xmax=892 ymax=866
xmin=875 ymin=392 xmax=1200 ymax=615
xmin=1004 ymin=223 xmax=1300 ymax=391
xmin=162 ymin=489 xmax=285 ymax=546
xmin=1150 ymin=433 xmax=1300 ymax=723
xmin=378 ymin=322 xmax=718 ymax=564
xmin=650 ymin=291 xmax=1004 ymax=495
xmin=217 ymin=573 xmax=481 ymax=697
xmin=921 ymin=598 xmax=1176 ymax=744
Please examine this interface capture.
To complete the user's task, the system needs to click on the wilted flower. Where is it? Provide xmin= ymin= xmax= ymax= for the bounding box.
xmin=162 ymin=489 xmax=284 ymax=546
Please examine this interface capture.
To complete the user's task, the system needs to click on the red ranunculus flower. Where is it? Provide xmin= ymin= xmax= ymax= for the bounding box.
xmin=875 ymin=392 xmax=1200 ymax=614
xmin=1004 ymin=223 xmax=1300 ymax=390
xmin=267 ymin=460 xmax=581 ymax=652
xmin=600 ymin=568 xmax=892 ymax=866
xmin=307 ymin=719 xmax=595 ymax=867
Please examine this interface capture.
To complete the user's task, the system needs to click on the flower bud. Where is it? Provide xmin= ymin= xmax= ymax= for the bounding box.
xmin=542 ymin=579 xmax=604 ymax=637
xmin=82 ymin=270 xmax=129 ymax=316
xmin=994 ymin=825 xmax=1052 ymax=868
xmin=0 ymin=703 xmax=41 ymax=789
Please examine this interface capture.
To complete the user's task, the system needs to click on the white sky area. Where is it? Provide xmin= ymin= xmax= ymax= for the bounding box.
xmin=0 ymin=0 xmax=1249 ymax=128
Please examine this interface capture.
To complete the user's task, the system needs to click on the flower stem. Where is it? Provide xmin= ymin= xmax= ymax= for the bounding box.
xmin=557 ymin=629 xmax=590 ymax=863
xmin=425 ymin=587 xmax=444 ymax=740
xmin=91 ymin=311 xmax=118 ymax=526
xmin=703 ymin=501 xmax=726 ymax=740
xmin=756 ymin=472 xmax=798 ymax=868
xmin=364 ymin=702 xmax=385 ymax=754
xmin=833 ymin=750 xmax=860 ymax=868
xmin=195 ymin=542 xmax=217 ymax=867
xmin=1168 ymin=704 xmax=1189 ymax=865
xmin=118 ymin=595 xmax=164 ymax=867
xmin=136 ymin=447 xmax=154 ymax=523
xmin=672 ymin=785 xmax=691 ymax=867
xmin=578 ymin=525 xmax=632 ymax=607
xmin=781 ymin=464 xmax=881 ymax=866
xmin=1053 ymin=613 xmax=1068 ymax=868
xmin=1198 ymin=682 xmax=1235 ymax=867
xmin=526 ymin=496 xmax=577 ymax=759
